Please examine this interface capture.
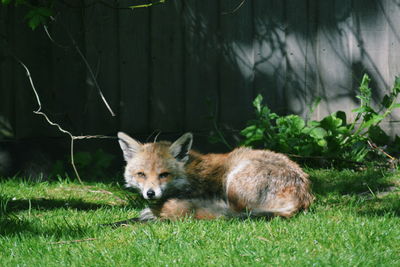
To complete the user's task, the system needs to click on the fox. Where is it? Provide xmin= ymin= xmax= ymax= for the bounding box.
xmin=108 ymin=132 xmax=313 ymax=225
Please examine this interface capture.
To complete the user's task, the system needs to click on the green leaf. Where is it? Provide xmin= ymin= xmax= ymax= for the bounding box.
xmin=308 ymin=120 xmax=321 ymax=127
xmin=320 ymin=115 xmax=343 ymax=130
xmin=253 ymin=94 xmax=263 ymax=113
xmin=317 ymin=139 xmax=328 ymax=147
xmin=276 ymin=115 xmax=305 ymax=133
xmin=359 ymin=114 xmax=384 ymax=130
xmin=336 ymin=126 xmax=350 ymax=134
xmin=381 ymin=95 xmax=391 ymax=108
xmin=1 ymin=0 xmax=12 ymax=5
xmin=25 ymin=7 xmax=53 ymax=30
xmin=240 ymin=125 xmax=257 ymax=138
xmin=335 ymin=111 xmax=347 ymax=125
xmin=393 ymin=76 xmax=400 ymax=94
xmin=310 ymin=127 xmax=327 ymax=139
xmin=392 ymin=103 xmax=400 ymax=109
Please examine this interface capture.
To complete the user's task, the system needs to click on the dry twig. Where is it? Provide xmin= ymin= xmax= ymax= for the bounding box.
xmin=222 ymin=0 xmax=246 ymax=15
xmin=16 ymin=59 xmax=114 ymax=184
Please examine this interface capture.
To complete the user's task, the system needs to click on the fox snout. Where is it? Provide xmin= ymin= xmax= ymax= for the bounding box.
xmin=146 ymin=189 xmax=155 ymax=199
xmin=143 ymin=187 xmax=163 ymax=200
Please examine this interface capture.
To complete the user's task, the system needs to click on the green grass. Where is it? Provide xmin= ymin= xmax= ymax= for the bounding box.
xmin=0 ymin=169 xmax=399 ymax=266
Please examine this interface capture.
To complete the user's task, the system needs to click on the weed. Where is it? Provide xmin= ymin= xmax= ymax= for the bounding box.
xmin=240 ymin=74 xmax=400 ymax=167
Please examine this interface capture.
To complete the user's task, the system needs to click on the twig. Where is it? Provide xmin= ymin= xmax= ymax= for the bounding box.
xmin=367 ymin=140 xmax=396 ymax=161
xmin=130 ymin=0 xmax=167 ymax=9
xmin=43 ymin=24 xmax=69 ymax=49
xmin=16 ymin=59 xmax=114 ymax=184
xmin=221 ymin=0 xmax=246 ymax=15
xmin=50 ymin=238 xmax=97 ymax=245
xmin=47 ymin=16 xmax=116 ymax=117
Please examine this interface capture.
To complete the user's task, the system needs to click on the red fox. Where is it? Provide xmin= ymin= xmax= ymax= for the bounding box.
xmin=112 ymin=132 xmax=313 ymax=224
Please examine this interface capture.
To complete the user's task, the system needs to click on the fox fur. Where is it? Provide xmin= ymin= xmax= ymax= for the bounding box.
xmin=113 ymin=132 xmax=314 ymax=224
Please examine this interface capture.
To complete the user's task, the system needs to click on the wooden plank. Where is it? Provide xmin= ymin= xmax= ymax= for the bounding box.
xmin=118 ymin=1 xmax=150 ymax=135
xmin=182 ymin=0 xmax=219 ymax=132
xmin=82 ymin=0 xmax=119 ymax=135
xmin=284 ymin=0 xmax=317 ymax=117
xmin=49 ymin=2 xmax=87 ymax=135
xmin=253 ymin=0 xmax=286 ymax=114
xmin=381 ymin=0 xmax=400 ymax=131
xmin=219 ymin=0 xmax=255 ymax=130
xmin=387 ymin=0 xmax=400 ymax=82
xmin=352 ymin=0 xmax=389 ymax=90
xmin=315 ymin=0 xmax=354 ymax=119
xmin=0 ymin=4 xmax=15 ymax=137
xmin=13 ymin=6 xmax=57 ymax=139
xmin=150 ymin=0 xmax=184 ymax=133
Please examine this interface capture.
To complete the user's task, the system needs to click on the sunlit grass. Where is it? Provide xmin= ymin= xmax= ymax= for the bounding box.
xmin=0 ymin=169 xmax=399 ymax=266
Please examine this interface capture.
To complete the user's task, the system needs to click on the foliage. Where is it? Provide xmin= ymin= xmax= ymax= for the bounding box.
xmin=240 ymin=74 xmax=400 ymax=166
xmin=1 ymin=0 xmax=54 ymax=30
xmin=51 ymin=149 xmax=115 ymax=179
xmin=1 ymin=0 xmax=167 ymax=30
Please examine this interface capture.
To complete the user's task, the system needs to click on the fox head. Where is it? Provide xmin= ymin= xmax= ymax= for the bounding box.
xmin=118 ymin=132 xmax=193 ymax=200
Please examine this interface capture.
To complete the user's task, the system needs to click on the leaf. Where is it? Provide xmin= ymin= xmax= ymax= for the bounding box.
xmin=359 ymin=114 xmax=384 ymax=131
xmin=276 ymin=115 xmax=305 ymax=133
xmin=335 ymin=111 xmax=347 ymax=125
xmin=381 ymin=95 xmax=391 ymax=108
xmin=393 ymin=76 xmax=400 ymax=94
xmin=392 ymin=103 xmax=400 ymax=109
xmin=320 ymin=115 xmax=343 ymax=130
xmin=310 ymin=127 xmax=327 ymax=139
xmin=1 ymin=0 xmax=12 ymax=4
xmin=308 ymin=120 xmax=321 ymax=127
xmin=317 ymin=139 xmax=328 ymax=147
xmin=253 ymin=94 xmax=263 ymax=113
xmin=240 ymin=125 xmax=257 ymax=138
xmin=25 ymin=7 xmax=53 ymax=30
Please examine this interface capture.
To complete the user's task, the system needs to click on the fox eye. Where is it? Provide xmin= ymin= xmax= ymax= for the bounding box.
xmin=159 ymin=172 xmax=170 ymax=179
xmin=137 ymin=172 xmax=146 ymax=178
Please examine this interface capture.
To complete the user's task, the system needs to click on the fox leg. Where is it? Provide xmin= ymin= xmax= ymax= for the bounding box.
xmin=157 ymin=199 xmax=225 ymax=220
xmin=156 ymin=199 xmax=193 ymax=220
xmin=101 ymin=208 xmax=156 ymax=227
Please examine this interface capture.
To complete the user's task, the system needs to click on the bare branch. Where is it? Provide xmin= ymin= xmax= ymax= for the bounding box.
xmin=47 ymin=17 xmax=116 ymax=117
xmin=221 ymin=0 xmax=246 ymax=15
xmin=16 ymin=58 xmax=114 ymax=184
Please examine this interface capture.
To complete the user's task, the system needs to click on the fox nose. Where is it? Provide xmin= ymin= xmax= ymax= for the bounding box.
xmin=146 ymin=189 xmax=155 ymax=199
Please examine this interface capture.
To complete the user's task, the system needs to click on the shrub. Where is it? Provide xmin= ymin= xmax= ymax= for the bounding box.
xmin=240 ymin=74 xmax=400 ymax=167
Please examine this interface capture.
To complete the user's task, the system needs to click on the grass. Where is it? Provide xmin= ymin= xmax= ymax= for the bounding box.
xmin=0 ymin=169 xmax=399 ymax=266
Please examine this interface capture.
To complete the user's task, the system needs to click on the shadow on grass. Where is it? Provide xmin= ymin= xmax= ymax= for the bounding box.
xmin=0 ymin=215 xmax=96 ymax=239
xmin=1 ymin=197 xmax=118 ymax=214
xmin=309 ymin=169 xmax=400 ymax=217
xmin=357 ymin=197 xmax=400 ymax=217
xmin=309 ymin=169 xmax=397 ymax=195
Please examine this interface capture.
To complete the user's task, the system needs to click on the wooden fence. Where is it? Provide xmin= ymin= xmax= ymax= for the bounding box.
xmin=1 ymin=0 xmax=400 ymax=142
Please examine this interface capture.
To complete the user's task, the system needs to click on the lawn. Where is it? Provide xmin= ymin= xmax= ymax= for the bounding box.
xmin=0 ymin=169 xmax=399 ymax=266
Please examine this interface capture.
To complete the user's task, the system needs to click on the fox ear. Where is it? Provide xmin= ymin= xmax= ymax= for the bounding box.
xmin=169 ymin=132 xmax=193 ymax=163
xmin=117 ymin=132 xmax=142 ymax=161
